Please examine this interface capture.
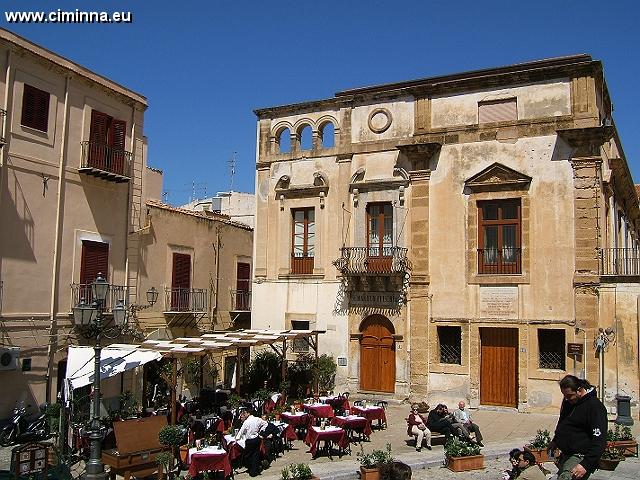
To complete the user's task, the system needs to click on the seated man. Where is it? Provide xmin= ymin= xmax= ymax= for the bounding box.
xmin=406 ymin=404 xmax=432 ymax=451
xmin=236 ymin=409 xmax=267 ymax=477
xmin=427 ymin=404 xmax=472 ymax=442
xmin=453 ymin=400 xmax=484 ymax=446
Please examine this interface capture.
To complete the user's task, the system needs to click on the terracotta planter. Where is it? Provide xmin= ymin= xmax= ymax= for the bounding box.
xmin=609 ymin=440 xmax=638 ymax=457
xmin=179 ymin=445 xmax=188 ymax=464
xmin=446 ymin=454 xmax=485 ymax=472
xmin=598 ymin=458 xmax=621 ymax=471
xmin=524 ymin=446 xmax=549 ymax=463
xmin=359 ymin=466 xmax=380 ymax=480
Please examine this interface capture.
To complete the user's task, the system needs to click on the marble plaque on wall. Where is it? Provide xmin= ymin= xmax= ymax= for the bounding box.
xmin=479 ymin=286 xmax=518 ymax=318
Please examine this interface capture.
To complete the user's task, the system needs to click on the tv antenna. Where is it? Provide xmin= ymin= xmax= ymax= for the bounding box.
xmin=228 ymin=152 xmax=237 ymax=192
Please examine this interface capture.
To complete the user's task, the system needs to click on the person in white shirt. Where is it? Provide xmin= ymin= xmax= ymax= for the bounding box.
xmin=452 ymin=401 xmax=484 ymax=446
xmin=236 ymin=409 xmax=267 ymax=476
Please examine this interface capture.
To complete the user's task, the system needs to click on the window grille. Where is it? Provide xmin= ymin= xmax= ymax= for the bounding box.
xmin=538 ymin=329 xmax=565 ymax=370
xmin=438 ymin=326 xmax=462 ymax=365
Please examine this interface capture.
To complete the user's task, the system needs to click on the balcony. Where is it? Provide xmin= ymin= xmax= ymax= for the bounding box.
xmin=70 ymin=283 xmax=127 ymax=313
xmin=163 ymin=288 xmax=207 ymax=313
xmin=230 ymin=290 xmax=251 ymax=311
xmin=79 ymin=141 xmax=132 ymax=182
xmin=600 ymin=248 xmax=640 ymax=277
xmin=477 ymin=247 xmax=522 ymax=275
xmin=333 ymin=247 xmax=411 ymax=276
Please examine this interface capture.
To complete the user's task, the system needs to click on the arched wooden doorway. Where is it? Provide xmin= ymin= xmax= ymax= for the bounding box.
xmin=359 ymin=315 xmax=395 ymax=392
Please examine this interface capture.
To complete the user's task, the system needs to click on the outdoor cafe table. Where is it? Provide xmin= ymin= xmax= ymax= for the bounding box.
xmin=280 ymin=411 xmax=312 ymax=429
xmin=187 ymin=446 xmax=232 ymax=478
xmin=331 ymin=414 xmax=372 ymax=439
xmin=350 ymin=405 xmax=387 ymax=428
xmin=304 ymin=425 xmax=349 ymax=458
xmin=320 ymin=395 xmax=350 ymax=412
xmin=223 ymin=434 xmax=266 ymax=462
xmin=303 ymin=403 xmax=335 ymax=420
xmin=272 ymin=420 xmax=298 ymax=442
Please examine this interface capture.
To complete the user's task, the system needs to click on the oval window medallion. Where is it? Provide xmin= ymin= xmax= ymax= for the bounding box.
xmin=368 ymin=108 xmax=392 ymax=134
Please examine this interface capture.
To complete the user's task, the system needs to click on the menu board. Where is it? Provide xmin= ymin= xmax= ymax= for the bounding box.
xmin=11 ymin=442 xmax=49 ymax=477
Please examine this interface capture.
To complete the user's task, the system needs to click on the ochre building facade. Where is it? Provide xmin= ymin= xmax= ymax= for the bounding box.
xmin=252 ymin=55 xmax=640 ymax=415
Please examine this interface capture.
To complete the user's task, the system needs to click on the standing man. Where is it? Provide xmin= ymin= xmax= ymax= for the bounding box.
xmin=236 ymin=409 xmax=268 ymax=477
xmin=453 ymin=400 xmax=484 ymax=446
xmin=549 ymin=375 xmax=607 ymax=480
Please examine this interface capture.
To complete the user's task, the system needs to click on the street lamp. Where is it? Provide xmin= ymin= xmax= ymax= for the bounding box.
xmin=72 ymin=274 xmax=157 ymax=480
xmin=594 ymin=327 xmax=616 ymax=403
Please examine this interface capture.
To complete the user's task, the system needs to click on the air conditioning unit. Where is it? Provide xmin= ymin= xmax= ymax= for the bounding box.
xmin=0 ymin=346 xmax=20 ymax=371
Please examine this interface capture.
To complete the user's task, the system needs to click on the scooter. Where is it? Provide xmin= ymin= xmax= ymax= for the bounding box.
xmin=0 ymin=403 xmax=50 ymax=446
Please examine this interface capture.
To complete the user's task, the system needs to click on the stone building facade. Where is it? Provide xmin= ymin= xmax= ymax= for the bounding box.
xmin=252 ymin=55 xmax=640 ymax=414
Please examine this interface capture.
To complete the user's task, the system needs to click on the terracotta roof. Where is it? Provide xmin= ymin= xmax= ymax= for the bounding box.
xmin=635 ymin=184 xmax=640 ymax=199
xmin=146 ymin=199 xmax=253 ymax=230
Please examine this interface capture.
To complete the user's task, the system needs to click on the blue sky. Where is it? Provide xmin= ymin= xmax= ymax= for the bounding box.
xmin=3 ymin=0 xmax=639 ymax=205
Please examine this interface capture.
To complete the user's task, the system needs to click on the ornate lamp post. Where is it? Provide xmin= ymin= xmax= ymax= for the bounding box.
xmin=72 ymin=274 xmax=157 ymax=480
xmin=594 ymin=327 xmax=616 ymax=402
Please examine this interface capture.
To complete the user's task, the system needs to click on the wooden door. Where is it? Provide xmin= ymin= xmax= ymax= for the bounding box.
xmin=480 ymin=328 xmax=518 ymax=407
xmin=360 ymin=316 xmax=395 ymax=392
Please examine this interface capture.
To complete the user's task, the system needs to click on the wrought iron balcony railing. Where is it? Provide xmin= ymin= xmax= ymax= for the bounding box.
xmin=477 ymin=247 xmax=522 ymax=275
xmin=600 ymin=248 xmax=640 ymax=276
xmin=333 ymin=247 xmax=411 ymax=275
xmin=80 ymin=141 xmax=132 ymax=178
xmin=164 ymin=287 xmax=207 ymax=313
xmin=230 ymin=290 xmax=251 ymax=311
xmin=70 ymin=283 xmax=127 ymax=312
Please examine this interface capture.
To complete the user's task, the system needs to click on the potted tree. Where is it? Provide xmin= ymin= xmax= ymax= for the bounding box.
xmin=280 ymin=463 xmax=319 ymax=480
xmin=598 ymin=445 xmax=625 ymax=471
xmin=357 ymin=443 xmax=393 ymax=480
xmin=444 ymin=437 xmax=484 ymax=472
xmin=524 ymin=429 xmax=552 ymax=463
xmin=157 ymin=424 xmax=186 ymax=480
xmin=608 ymin=424 xmax=638 ymax=457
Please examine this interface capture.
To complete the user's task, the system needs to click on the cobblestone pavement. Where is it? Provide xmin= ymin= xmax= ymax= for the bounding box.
xmin=1 ymin=403 xmax=638 ymax=479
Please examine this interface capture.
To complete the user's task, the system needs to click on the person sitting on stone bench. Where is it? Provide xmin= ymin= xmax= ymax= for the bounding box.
xmin=427 ymin=404 xmax=473 ymax=442
xmin=452 ymin=400 xmax=484 ymax=447
xmin=406 ymin=404 xmax=432 ymax=452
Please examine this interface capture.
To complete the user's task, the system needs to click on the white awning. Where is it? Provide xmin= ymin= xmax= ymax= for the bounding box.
xmin=65 ymin=345 xmax=162 ymax=391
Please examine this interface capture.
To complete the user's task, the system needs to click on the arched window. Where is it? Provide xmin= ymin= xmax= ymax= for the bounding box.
xmin=320 ymin=122 xmax=335 ymax=148
xmin=299 ymin=125 xmax=312 ymax=151
xmin=278 ymin=128 xmax=291 ymax=153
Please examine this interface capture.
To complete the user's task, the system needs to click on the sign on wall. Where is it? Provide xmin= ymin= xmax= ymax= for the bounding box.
xmin=349 ymin=291 xmax=402 ymax=308
xmin=479 ymin=286 xmax=518 ymax=318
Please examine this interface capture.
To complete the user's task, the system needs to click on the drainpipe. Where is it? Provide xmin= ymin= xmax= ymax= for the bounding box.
xmin=211 ymin=225 xmax=221 ymax=328
xmin=45 ymin=74 xmax=71 ymax=403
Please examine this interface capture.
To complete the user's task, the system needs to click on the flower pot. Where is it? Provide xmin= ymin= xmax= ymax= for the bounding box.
xmin=359 ymin=466 xmax=380 ymax=480
xmin=609 ymin=440 xmax=638 ymax=457
xmin=446 ymin=454 xmax=485 ymax=472
xmin=524 ymin=446 xmax=549 ymax=463
xmin=179 ymin=445 xmax=188 ymax=464
xmin=598 ymin=458 xmax=621 ymax=471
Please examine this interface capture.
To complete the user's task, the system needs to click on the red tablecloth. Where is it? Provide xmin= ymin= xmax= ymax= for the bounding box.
xmin=351 ymin=406 xmax=386 ymax=427
xmin=304 ymin=426 xmax=348 ymax=458
xmin=263 ymin=393 xmax=284 ymax=413
xmin=280 ymin=423 xmax=298 ymax=441
xmin=303 ymin=403 xmax=335 ymax=419
xmin=222 ymin=435 xmax=266 ymax=462
xmin=280 ymin=412 xmax=312 ymax=428
xmin=331 ymin=415 xmax=372 ymax=438
xmin=322 ymin=396 xmax=351 ymax=411
xmin=187 ymin=447 xmax=232 ymax=478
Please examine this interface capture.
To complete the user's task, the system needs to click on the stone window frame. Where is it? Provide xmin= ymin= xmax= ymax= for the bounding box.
xmin=467 ymin=192 xmax=530 ymax=285
xmin=437 ymin=325 xmax=462 ymax=365
xmin=528 ymin=325 xmax=569 ymax=381
xmin=429 ymin=322 xmax=470 ymax=375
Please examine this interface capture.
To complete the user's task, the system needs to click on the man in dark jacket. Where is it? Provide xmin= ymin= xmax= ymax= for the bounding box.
xmin=550 ymin=375 xmax=607 ymax=479
xmin=426 ymin=404 xmax=471 ymax=441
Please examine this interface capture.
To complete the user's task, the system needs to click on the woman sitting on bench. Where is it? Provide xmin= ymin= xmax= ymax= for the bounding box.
xmin=407 ymin=404 xmax=432 ymax=451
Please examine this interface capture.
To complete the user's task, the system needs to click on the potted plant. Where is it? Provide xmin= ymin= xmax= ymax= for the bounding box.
xmin=158 ymin=424 xmax=186 ymax=479
xmin=524 ymin=429 xmax=552 ymax=463
xmin=598 ymin=445 xmax=625 ymax=471
xmin=280 ymin=463 xmax=319 ymax=480
xmin=608 ymin=424 xmax=638 ymax=457
xmin=156 ymin=451 xmax=173 ymax=480
xmin=444 ymin=437 xmax=484 ymax=472
xmin=357 ymin=443 xmax=393 ymax=480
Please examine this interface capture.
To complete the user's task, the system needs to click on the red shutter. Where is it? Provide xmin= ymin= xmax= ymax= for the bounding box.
xmin=171 ymin=253 xmax=191 ymax=311
xmin=110 ymin=120 xmax=127 ymax=175
xmin=80 ymin=241 xmax=109 ymax=301
xmin=89 ymin=110 xmax=110 ymax=169
xmin=21 ymin=84 xmax=50 ymax=132
xmin=236 ymin=263 xmax=250 ymax=292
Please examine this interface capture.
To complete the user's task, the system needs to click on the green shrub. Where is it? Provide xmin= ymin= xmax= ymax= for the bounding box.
xmin=158 ymin=425 xmax=184 ymax=447
xmin=444 ymin=437 xmax=481 ymax=458
xmin=357 ymin=443 xmax=393 ymax=468
xmin=247 ymin=350 xmax=282 ymax=394
xmin=528 ymin=429 xmax=551 ymax=449
xmin=314 ymin=354 xmax=337 ymax=393
xmin=280 ymin=463 xmax=313 ymax=480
